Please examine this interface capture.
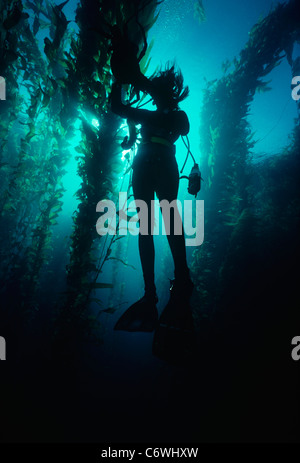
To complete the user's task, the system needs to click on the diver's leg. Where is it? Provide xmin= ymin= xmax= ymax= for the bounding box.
xmin=156 ymin=155 xmax=191 ymax=284
xmin=138 ymin=231 xmax=156 ymax=300
xmin=164 ymin=207 xmax=190 ymax=283
xmin=132 ymin=162 xmax=157 ymax=301
xmin=153 ymin=154 xmax=194 ymax=347
xmin=114 ymin=160 xmax=158 ymax=332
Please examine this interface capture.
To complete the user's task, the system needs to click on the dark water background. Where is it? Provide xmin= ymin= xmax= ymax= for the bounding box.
xmin=0 ymin=0 xmax=299 ymax=443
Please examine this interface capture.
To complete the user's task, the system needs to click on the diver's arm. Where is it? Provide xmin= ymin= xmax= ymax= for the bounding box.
xmin=111 ymin=85 xmax=189 ymax=135
xmin=178 ymin=112 xmax=190 ymax=136
xmin=110 ymin=84 xmax=137 ymax=149
xmin=132 ymin=73 xmax=153 ymax=94
xmin=124 ymin=106 xmax=190 ymax=136
xmin=121 ymin=119 xmax=137 ymax=150
xmin=111 ymin=80 xmax=153 ymax=114
xmin=111 ymin=83 xmax=189 ymax=135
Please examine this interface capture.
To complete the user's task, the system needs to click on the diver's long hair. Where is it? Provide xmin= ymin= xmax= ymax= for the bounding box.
xmin=150 ymin=62 xmax=189 ymax=109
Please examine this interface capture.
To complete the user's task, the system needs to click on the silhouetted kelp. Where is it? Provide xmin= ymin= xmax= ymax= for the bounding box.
xmin=0 ymin=0 xmax=299 ymax=360
xmin=194 ymin=0 xmax=206 ymax=24
xmin=54 ymin=0 xmax=161 ymax=349
xmin=0 ymin=1 xmax=72 ymax=342
xmin=191 ymin=0 xmax=300 ymax=323
xmin=0 ymin=1 xmax=162 ymax=355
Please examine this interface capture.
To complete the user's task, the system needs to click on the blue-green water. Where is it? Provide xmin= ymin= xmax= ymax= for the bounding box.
xmin=0 ymin=0 xmax=299 ymax=443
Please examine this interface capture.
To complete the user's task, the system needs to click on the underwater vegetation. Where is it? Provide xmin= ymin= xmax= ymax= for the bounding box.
xmin=194 ymin=0 xmax=206 ymax=24
xmin=0 ymin=0 xmax=161 ymax=356
xmin=0 ymin=0 xmax=299 ymax=360
xmin=0 ymin=0 xmax=299 ymax=445
xmin=191 ymin=0 xmax=300 ymax=327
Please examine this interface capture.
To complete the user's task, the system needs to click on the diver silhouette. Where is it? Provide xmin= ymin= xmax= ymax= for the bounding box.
xmin=110 ymin=41 xmax=194 ymax=333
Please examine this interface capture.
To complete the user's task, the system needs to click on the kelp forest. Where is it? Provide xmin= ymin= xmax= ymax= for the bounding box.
xmin=0 ymin=0 xmax=299 ymax=443
xmin=0 ymin=0 xmax=162 ymax=351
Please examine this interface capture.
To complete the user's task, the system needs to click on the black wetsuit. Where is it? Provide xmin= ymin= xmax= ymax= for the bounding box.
xmin=111 ymin=84 xmax=190 ymax=297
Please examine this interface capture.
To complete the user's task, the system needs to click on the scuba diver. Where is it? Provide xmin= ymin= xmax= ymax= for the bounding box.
xmin=110 ymin=32 xmax=194 ymax=333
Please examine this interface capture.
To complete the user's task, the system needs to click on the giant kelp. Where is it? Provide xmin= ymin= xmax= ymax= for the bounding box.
xmin=0 ymin=0 xmax=73 ymax=344
xmin=0 ymin=0 xmax=162 ymax=354
xmin=191 ymin=0 xmax=300 ymax=320
xmin=54 ymin=0 xmax=161 ymax=348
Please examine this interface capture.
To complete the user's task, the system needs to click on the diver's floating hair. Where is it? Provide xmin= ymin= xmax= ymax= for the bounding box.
xmin=150 ymin=61 xmax=189 ymax=107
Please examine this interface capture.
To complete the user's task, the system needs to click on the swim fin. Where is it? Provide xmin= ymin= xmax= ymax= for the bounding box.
xmin=152 ymin=279 xmax=196 ymax=362
xmin=157 ymin=277 xmax=194 ymax=328
xmin=114 ymin=295 xmax=158 ymax=332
